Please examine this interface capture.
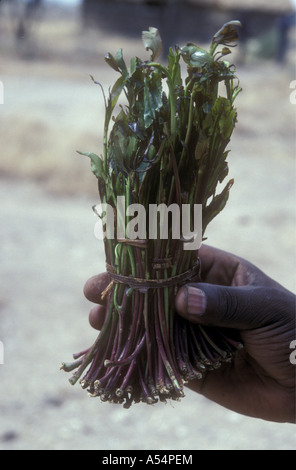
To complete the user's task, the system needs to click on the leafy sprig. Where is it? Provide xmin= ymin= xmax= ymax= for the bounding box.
xmin=84 ymin=20 xmax=241 ymax=235
xmin=65 ymin=22 xmax=243 ymax=408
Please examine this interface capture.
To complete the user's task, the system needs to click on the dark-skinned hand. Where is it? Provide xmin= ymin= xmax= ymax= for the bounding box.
xmin=84 ymin=245 xmax=296 ymax=423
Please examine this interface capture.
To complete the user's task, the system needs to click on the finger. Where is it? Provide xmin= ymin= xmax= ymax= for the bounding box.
xmin=199 ymin=245 xmax=280 ymax=289
xmin=84 ymin=273 xmax=111 ymax=305
xmin=89 ymin=304 xmax=106 ymax=330
xmin=198 ymin=244 xmax=242 ymax=286
xmin=175 ymin=283 xmax=294 ymax=330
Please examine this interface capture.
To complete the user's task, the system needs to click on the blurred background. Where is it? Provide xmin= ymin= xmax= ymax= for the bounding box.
xmin=0 ymin=0 xmax=295 ymax=450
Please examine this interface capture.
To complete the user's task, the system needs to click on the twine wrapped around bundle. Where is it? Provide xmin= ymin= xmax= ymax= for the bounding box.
xmin=62 ymin=22 xmax=243 ymax=408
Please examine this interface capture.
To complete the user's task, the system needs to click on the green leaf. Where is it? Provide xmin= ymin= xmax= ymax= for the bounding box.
xmin=130 ymin=57 xmax=137 ymax=77
xmin=77 ymin=151 xmax=105 ymax=181
xmin=211 ymin=20 xmax=242 ymax=49
xmin=221 ymin=47 xmax=231 ymax=56
xmin=104 ymin=53 xmax=121 ymax=73
xmin=114 ymin=48 xmax=128 ymax=76
xmin=203 ymin=179 xmax=234 ymax=229
xmin=210 ymin=97 xmax=237 ymax=139
xmin=126 ymin=135 xmax=138 ymax=159
xmin=168 ymin=47 xmax=182 ymax=88
xmin=219 ymin=108 xmax=237 ymax=140
xmin=128 ymin=121 xmax=145 ymax=141
xmin=181 ymin=45 xmax=214 ymax=68
xmin=195 ymin=137 xmax=209 ymax=161
xmin=202 ymin=97 xmax=236 ymax=139
xmin=143 ymin=71 xmax=163 ymax=128
xmin=142 ymin=27 xmax=162 ymax=61
xmin=218 ymin=160 xmax=229 ymax=184
xmin=105 ymin=75 xmax=126 ymax=136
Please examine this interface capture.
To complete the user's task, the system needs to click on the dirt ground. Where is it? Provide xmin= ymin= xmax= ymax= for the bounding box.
xmin=0 ymin=3 xmax=295 ymax=450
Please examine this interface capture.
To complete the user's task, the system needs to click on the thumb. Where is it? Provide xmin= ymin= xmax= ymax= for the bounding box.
xmin=175 ymin=283 xmax=282 ymax=330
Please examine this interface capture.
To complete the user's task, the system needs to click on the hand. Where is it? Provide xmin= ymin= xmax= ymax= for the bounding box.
xmin=84 ymin=245 xmax=296 ymax=423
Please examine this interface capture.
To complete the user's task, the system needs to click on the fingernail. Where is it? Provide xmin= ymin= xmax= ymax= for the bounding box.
xmin=186 ymin=286 xmax=207 ymax=316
